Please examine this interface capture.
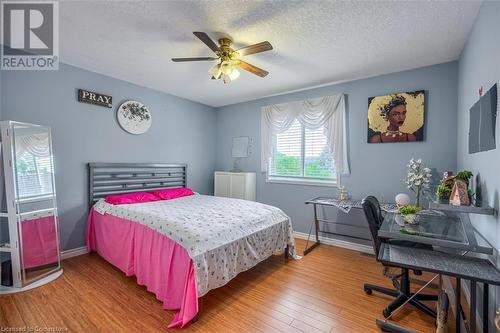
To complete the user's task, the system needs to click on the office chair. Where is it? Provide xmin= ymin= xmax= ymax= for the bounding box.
xmin=362 ymin=196 xmax=438 ymax=319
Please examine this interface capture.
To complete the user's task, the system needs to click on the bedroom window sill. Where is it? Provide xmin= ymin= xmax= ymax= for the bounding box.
xmin=266 ymin=176 xmax=339 ymax=188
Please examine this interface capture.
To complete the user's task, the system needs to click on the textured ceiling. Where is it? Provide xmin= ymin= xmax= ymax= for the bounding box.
xmin=59 ymin=1 xmax=481 ymax=107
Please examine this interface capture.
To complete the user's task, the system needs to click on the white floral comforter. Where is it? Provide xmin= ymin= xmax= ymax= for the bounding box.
xmin=93 ymin=194 xmax=298 ymax=296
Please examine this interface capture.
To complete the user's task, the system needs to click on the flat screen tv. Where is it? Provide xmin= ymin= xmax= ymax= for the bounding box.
xmin=469 ymin=83 xmax=497 ymax=153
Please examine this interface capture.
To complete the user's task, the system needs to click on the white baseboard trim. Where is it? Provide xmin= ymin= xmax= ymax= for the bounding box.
xmin=293 ymin=231 xmax=374 ymax=254
xmin=61 ymin=246 xmax=88 ymax=260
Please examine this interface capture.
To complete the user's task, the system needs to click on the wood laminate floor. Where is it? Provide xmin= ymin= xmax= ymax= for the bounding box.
xmin=0 ymin=239 xmax=448 ymax=332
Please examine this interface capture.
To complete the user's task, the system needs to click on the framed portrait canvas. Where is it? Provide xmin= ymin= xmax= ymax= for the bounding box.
xmin=367 ymin=90 xmax=425 ymax=143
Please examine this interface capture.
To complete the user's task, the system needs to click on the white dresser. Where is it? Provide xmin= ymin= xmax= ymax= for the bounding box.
xmin=214 ymin=171 xmax=256 ymax=201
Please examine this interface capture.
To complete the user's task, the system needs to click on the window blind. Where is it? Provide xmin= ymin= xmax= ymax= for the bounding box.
xmin=304 ymin=127 xmax=336 ymax=179
xmin=15 ymin=152 xmax=54 ymax=198
xmin=270 ymin=120 xmax=302 ymax=177
xmin=269 ymin=120 xmax=336 ymax=181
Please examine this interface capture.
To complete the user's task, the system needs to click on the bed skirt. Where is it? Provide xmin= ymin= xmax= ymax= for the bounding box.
xmin=86 ymin=208 xmax=198 ymax=328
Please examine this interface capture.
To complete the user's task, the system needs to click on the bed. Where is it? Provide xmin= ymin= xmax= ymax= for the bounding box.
xmin=86 ymin=163 xmax=298 ymax=328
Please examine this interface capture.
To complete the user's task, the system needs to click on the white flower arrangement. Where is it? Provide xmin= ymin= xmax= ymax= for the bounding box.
xmin=404 ymin=158 xmax=432 ymax=207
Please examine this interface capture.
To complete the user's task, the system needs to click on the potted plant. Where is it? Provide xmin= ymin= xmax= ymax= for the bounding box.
xmin=399 ymin=205 xmax=421 ymax=225
xmin=435 ymin=171 xmax=454 ymax=203
xmin=404 ymin=158 xmax=432 ymax=208
xmin=435 ymin=184 xmax=452 ymax=204
xmin=456 ymin=170 xmax=473 ymax=185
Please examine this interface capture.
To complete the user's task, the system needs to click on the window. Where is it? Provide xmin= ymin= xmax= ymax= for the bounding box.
xmin=268 ymin=120 xmax=337 ymax=186
xmin=15 ymin=151 xmax=54 ymax=199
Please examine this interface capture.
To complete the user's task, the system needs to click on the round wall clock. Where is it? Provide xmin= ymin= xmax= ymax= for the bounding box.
xmin=116 ymin=100 xmax=152 ymax=134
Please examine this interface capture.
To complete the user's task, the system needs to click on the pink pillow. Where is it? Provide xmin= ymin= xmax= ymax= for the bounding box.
xmin=149 ymin=187 xmax=194 ymax=200
xmin=105 ymin=192 xmax=161 ymax=205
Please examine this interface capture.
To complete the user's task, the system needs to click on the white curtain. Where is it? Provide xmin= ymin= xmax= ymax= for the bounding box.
xmin=15 ymin=133 xmax=50 ymax=157
xmin=261 ymin=94 xmax=349 ymax=174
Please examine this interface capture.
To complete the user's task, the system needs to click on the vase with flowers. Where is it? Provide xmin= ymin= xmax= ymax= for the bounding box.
xmin=404 ymin=158 xmax=432 ymax=208
xmin=399 ymin=204 xmax=421 ymax=224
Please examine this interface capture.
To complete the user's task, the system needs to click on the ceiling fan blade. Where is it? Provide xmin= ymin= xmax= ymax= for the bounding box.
xmin=236 ymin=41 xmax=273 ymax=56
xmin=193 ymin=32 xmax=220 ymax=53
xmin=235 ymin=60 xmax=269 ymax=78
xmin=171 ymin=57 xmax=218 ymax=62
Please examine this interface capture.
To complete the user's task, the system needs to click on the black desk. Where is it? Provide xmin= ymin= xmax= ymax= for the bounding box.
xmin=379 ymin=243 xmax=500 ymax=332
xmin=378 ymin=210 xmax=499 ymax=332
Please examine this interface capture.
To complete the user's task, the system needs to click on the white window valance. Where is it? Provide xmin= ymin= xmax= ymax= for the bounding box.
xmin=15 ymin=133 xmax=50 ymax=158
xmin=261 ymin=94 xmax=349 ymax=175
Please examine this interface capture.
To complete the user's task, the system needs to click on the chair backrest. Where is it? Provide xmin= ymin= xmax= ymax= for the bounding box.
xmin=362 ymin=196 xmax=384 ymax=257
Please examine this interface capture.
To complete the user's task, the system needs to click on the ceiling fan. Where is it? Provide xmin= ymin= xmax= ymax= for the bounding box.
xmin=172 ymin=32 xmax=273 ymax=84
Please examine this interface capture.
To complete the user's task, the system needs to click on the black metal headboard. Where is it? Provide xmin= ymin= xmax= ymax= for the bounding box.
xmin=88 ymin=163 xmax=187 ymax=207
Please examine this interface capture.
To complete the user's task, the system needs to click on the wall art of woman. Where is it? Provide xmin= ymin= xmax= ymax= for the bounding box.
xmin=367 ymin=91 xmax=425 ymax=143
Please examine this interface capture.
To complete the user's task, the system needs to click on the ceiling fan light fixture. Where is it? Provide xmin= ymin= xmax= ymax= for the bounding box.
xmin=208 ymin=62 xmax=223 ymax=79
xmin=209 ymin=60 xmax=240 ymax=83
xmin=220 ymin=60 xmax=233 ymax=75
xmin=173 ymin=32 xmax=272 ymax=83
xmin=228 ymin=68 xmax=240 ymax=80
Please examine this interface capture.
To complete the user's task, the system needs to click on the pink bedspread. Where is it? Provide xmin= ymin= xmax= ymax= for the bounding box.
xmin=86 ymin=208 xmax=198 ymax=328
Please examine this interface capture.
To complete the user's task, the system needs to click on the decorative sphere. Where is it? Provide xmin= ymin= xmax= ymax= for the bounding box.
xmin=395 ymin=193 xmax=411 ymax=206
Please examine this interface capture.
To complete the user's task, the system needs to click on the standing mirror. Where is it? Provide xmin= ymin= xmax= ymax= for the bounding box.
xmin=11 ymin=122 xmax=60 ymax=285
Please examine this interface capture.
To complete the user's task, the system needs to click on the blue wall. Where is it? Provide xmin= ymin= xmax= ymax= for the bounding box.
xmin=0 ymin=52 xmax=462 ymax=249
xmin=215 ymin=62 xmax=459 ymax=240
xmin=1 ymin=63 xmax=217 ymax=251
xmin=457 ymin=2 xmax=500 ymax=329
xmin=457 ymin=1 xmax=500 ymax=249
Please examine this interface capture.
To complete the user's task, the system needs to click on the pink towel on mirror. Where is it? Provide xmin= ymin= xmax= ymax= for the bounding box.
xmin=86 ymin=208 xmax=198 ymax=328
xmin=21 ymin=216 xmax=59 ymax=269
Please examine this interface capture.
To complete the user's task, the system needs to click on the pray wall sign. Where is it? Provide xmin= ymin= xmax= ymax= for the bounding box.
xmin=78 ymin=89 xmax=112 ymax=108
